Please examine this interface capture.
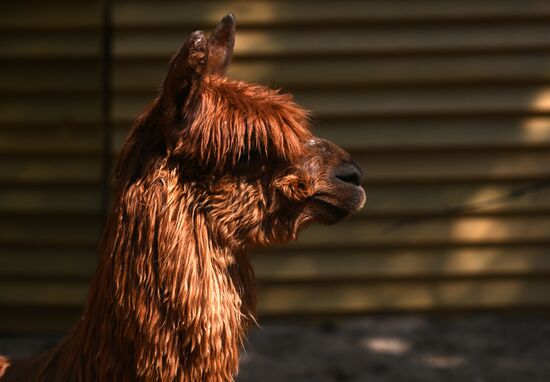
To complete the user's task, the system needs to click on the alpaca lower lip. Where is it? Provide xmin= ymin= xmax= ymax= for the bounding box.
xmin=313 ymin=186 xmax=365 ymax=212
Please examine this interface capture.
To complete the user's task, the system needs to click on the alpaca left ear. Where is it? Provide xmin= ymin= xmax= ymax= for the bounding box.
xmin=206 ymin=13 xmax=236 ymax=74
xmin=160 ymin=30 xmax=208 ymax=117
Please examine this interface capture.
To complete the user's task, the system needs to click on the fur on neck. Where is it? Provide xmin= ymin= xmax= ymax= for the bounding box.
xmin=8 ymin=163 xmax=256 ymax=382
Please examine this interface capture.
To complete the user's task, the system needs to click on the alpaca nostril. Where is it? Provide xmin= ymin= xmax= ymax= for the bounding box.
xmin=334 ymin=164 xmax=363 ymax=186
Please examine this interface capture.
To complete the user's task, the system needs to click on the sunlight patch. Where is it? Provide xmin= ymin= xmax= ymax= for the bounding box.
xmin=362 ymin=337 xmax=411 ymax=355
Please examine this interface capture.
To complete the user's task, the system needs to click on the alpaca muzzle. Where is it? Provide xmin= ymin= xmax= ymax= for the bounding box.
xmin=333 ymin=162 xmax=367 ymax=211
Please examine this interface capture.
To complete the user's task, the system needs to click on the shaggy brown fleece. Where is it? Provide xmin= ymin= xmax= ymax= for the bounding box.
xmin=0 ymin=14 xmax=365 ymax=382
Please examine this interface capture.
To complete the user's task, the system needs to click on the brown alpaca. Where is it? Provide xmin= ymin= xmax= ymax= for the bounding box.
xmin=0 ymin=14 xmax=365 ymax=381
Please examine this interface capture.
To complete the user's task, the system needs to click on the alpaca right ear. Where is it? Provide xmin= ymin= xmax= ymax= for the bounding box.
xmin=160 ymin=31 xmax=208 ymax=118
xmin=206 ymin=13 xmax=236 ymax=74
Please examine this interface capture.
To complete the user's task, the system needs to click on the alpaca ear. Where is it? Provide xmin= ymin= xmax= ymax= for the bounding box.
xmin=161 ymin=30 xmax=208 ymax=116
xmin=206 ymin=13 xmax=236 ymax=74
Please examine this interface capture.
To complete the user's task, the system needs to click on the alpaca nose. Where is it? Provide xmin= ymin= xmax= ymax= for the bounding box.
xmin=334 ymin=163 xmax=363 ymax=186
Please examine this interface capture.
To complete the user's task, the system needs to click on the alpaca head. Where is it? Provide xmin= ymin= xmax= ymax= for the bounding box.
xmin=120 ymin=14 xmax=365 ymax=249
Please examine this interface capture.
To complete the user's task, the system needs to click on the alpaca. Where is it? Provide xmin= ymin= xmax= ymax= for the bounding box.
xmin=0 ymin=14 xmax=365 ymax=381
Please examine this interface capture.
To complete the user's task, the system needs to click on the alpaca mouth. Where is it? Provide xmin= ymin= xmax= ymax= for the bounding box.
xmin=313 ymin=186 xmax=366 ymax=213
xmin=310 ymin=187 xmax=365 ymax=224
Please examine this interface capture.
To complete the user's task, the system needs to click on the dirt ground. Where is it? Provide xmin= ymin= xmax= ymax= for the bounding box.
xmin=1 ymin=313 xmax=549 ymax=381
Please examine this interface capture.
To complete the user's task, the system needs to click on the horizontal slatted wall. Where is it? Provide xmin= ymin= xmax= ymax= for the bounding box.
xmin=0 ymin=0 xmax=102 ymax=332
xmin=110 ymin=0 xmax=550 ymax=316
xmin=2 ymin=0 xmax=550 ymax=332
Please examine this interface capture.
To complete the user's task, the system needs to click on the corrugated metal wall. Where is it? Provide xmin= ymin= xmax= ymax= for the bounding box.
xmin=2 ymin=0 xmax=550 ymax=332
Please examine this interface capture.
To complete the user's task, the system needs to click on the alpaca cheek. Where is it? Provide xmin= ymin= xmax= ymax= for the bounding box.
xmin=273 ymin=174 xmax=314 ymax=202
xmin=209 ymin=183 xmax=268 ymax=246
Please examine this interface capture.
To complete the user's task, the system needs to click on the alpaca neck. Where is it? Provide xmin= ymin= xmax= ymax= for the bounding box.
xmin=31 ymin=176 xmax=256 ymax=381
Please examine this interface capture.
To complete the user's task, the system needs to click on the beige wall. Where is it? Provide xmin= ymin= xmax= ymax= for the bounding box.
xmin=2 ymin=0 xmax=550 ymax=332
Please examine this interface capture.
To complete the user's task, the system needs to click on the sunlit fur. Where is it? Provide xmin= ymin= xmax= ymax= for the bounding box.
xmin=179 ymin=76 xmax=312 ymax=169
xmin=0 ymin=15 xmax=365 ymax=382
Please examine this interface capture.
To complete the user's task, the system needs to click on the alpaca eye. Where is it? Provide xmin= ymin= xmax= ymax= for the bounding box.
xmin=233 ymin=159 xmax=265 ymax=179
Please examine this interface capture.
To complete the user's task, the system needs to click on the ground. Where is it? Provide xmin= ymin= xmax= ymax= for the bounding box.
xmin=1 ymin=314 xmax=549 ymax=381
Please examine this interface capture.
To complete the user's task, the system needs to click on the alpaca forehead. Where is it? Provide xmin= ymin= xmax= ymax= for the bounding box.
xmin=204 ymin=75 xmax=303 ymax=113
xmin=196 ymin=75 xmax=312 ymax=150
xmin=199 ymin=78 xmax=310 ymax=129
